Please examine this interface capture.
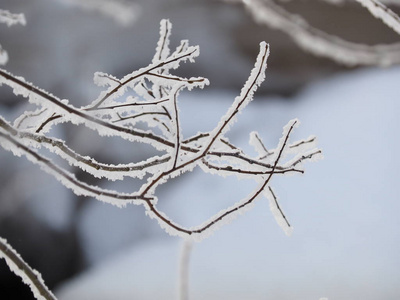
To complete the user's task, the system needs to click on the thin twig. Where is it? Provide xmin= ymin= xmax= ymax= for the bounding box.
xmin=0 ymin=117 xmax=170 ymax=180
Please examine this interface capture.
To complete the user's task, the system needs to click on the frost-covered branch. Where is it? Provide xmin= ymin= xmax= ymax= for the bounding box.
xmin=0 ymin=19 xmax=321 ymax=240
xmin=0 ymin=237 xmax=57 ymax=300
xmin=237 ymin=0 xmax=400 ymax=66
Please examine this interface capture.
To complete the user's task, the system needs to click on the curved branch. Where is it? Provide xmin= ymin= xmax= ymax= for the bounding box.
xmin=0 ymin=68 xmax=177 ymax=150
xmin=144 ymin=120 xmax=297 ymax=240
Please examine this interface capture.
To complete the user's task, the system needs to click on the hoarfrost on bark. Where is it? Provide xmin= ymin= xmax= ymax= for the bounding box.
xmin=0 ymin=19 xmax=320 ymax=239
xmin=264 ymin=186 xmax=293 ymax=236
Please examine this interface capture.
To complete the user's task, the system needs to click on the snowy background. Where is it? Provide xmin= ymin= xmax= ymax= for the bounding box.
xmin=0 ymin=0 xmax=399 ymax=299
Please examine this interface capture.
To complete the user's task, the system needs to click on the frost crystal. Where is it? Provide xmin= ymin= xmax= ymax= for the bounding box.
xmin=0 ymin=19 xmax=320 ymax=240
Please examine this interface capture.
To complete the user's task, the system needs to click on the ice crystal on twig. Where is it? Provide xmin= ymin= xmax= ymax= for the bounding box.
xmin=0 ymin=19 xmax=321 ymax=240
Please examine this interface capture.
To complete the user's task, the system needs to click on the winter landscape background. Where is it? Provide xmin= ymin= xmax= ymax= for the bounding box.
xmin=0 ymin=0 xmax=399 ymax=299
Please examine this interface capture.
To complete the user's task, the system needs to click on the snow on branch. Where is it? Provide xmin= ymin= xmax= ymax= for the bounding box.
xmin=238 ymin=0 xmax=400 ymax=66
xmin=0 ymin=9 xmax=26 ymax=65
xmin=0 ymin=237 xmax=57 ymax=300
xmin=0 ymin=19 xmax=321 ymax=240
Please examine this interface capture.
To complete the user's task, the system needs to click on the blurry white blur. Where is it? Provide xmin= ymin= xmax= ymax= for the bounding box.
xmin=0 ymin=0 xmax=399 ymax=299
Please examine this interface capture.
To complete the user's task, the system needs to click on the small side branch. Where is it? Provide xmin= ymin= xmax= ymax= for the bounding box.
xmin=265 ymin=186 xmax=293 ymax=236
xmin=144 ymin=119 xmax=298 ymax=240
